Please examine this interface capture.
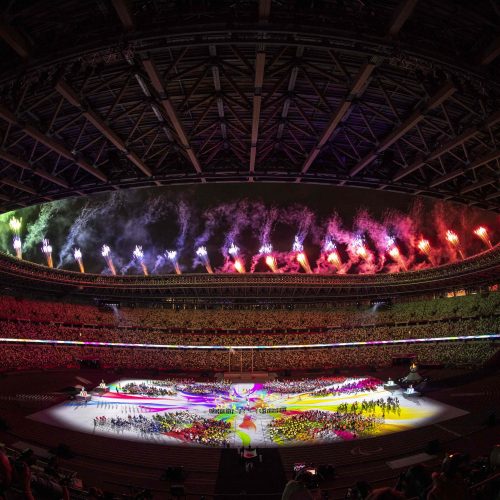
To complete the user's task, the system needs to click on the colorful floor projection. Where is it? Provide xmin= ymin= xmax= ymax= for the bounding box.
xmin=30 ymin=377 xmax=467 ymax=448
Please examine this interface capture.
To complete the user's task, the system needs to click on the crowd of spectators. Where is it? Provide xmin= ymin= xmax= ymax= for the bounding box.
xmin=0 ymin=292 xmax=498 ymax=372
xmin=0 ymin=293 xmax=498 ymax=330
xmin=0 ymin=340 xmax=497 ymax=372
xmin=1 ymin=424 xmax=498 ymax=500
xmin=285 ymin=447 xmax=500 ymax=500
xmin=0 ymin=311 xmax=497 ymax=347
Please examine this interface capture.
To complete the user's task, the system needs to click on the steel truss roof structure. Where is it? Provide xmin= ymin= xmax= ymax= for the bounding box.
xmin=0 ymin=0 xmax=498 ymax=211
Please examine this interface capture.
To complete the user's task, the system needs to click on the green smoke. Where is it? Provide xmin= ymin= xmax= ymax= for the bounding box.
xmin=23 ymin=201 xmax=64 ymax=253
xmin=0 ymin=210 xmax=17 ymax=255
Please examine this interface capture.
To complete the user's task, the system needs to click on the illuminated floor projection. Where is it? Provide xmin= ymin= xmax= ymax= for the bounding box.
xmin=30 ymin=377 xmax=467 ymax=448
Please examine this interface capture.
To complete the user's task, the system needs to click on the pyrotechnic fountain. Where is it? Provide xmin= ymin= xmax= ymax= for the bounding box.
xmin=101 ymin=245 xmax=116 ymax=275
xmin=474 ymin=226 xmax=493 ymax=249
xmin=196 ymin=246 xmax=213 ymax=274
xmin=417 ymin=238 xmax=434 ymax=265
xmin=293 ymin=236 xmax=312 ymax=273
xmin=259 ymin=243 xmax=277 ymax=273
xmin=353 ymin=236 xmax=368 ymax=260
xmin=2 ymin=198 xmax=497 ymax=276
xmin=42 ymin=239 xmax=53 ymax=268
xmin=166 ymin=250 xmax=182 ymax=275
xmin=228 ymin=243 xmax=245 ymax=273
xmin=9 ymin=217 xmax=22 ymax=259
xmin=446 ymin=230 xmax=465 ymax=259
xmin=324 ymin=240 xmax=341 ymax=268
xmin=73 ymin=248 xmax=85 ymax=273
xmin=386 ymin=236 xmax=407 ymax=271
xmin=133 ymin=245 xmax=148 ymax=276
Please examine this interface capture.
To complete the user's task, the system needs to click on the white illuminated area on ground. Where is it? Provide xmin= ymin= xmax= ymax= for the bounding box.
xmin=29 ymin=377 xmax=467 ymax=448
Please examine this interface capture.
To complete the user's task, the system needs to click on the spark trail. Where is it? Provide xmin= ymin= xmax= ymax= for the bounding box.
xmin=101 ymin=245 xmax=116 ymax=275
xmin=196 ymin=246 xmax=213 ymax=274
xmin=42 ymin=239 xmax=53 ymax=268
xmin=9 ymin=217 xmax=22 ymax=259
xmin=133 ymin=245 xmax=148 ymax=276
xmin=74 ymin=248 xmax=85 ymax=273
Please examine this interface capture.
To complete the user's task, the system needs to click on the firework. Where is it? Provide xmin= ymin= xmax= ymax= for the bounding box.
xmin=292 ymin=236 xmax=303 ymax=253
xmin=265 ymin=254 xmax=277 ymax=273
xmin=473 ymin=226 xmax=493 ymax=249
xmin=9 ymin=217 xmax=22 ymax=259
xmin=417 ymin=238 xmax=434 ymax=265
xmin=233 ymin=259 xmax=245 ymax=273
xmin=296 ymin=252 xmax=312 ymax=273
xmin=417 ymin=238 xmax=431 ymax=256
xmin=324 ymin=239 xmax=341 ymax=268
xmin=42 ymin=239 xmax=53 ymax=268
xmin=353 ymin=236 xmax=368 ymax=259
xmin=386 ymin=236 xmax=407 ymax=271
xmin=259 ymin=243 xmax=273 ymax=255
xmin=73 ymin=248 xmax=85 ymax=273
xmin=133 ymin=245 xmax=148 ymax=276
xmin=101 ymin=244 xmax=116 ymax=275
xmin=259 ymin=244 xmax=277 ymax=273
xmin=8 ymin=216 xmax=21 ymax=234
xmin=166 ymin=250 xmax=182 ymax=275
xmin=196 ymin=246 xmax=213 ymax=274
xmin=228 ymin=242 xmax=245 ymax=273
xmin=293 ymin=236 xmax=311 ymax=273
xmin=12 ymin=236 xmax=22 ymax=259
xmin=228 ymin=243 xmax=239 ymax=257
xmin=446 ymin=230 xmax=465 ymax=259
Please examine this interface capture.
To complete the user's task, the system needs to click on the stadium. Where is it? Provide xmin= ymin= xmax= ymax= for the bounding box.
xmin=0 ymin=1 xmax=499 ymax=499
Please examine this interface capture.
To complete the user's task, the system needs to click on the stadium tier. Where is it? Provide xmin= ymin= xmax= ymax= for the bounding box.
xmin=0 ymin=244 xmax=499 ymax=301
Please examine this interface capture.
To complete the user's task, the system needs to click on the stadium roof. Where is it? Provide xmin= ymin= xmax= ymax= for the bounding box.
xmin=0 ymin=0 xmax=498 ymax=211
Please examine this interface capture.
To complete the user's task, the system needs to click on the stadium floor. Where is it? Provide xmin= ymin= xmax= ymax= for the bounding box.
xmin=0 ymin=368 xmax=497 ymax=498
xmin=28 ymin=376 xmax=467 ymax=448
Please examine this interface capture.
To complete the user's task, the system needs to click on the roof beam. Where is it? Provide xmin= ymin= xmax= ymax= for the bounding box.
xmin=349 ymin=81 xmax=456 ymax=177
xmin=250 ymin=51 xmax=266 ymax=176
xmin=0 ymin=17 xmax=31 ymax=58
xmin=388 ymin=0 xmax=418 ymax=37
xmin=1 ymin=177 xmax=37 ymax=195
xmin=477 ymin=36 xmax=500 ymax=66
xmin=249 ymin=0 xmax=271 ymax=178
xmin=0 ymin=103 xmax=108 ymax=183
xmin=111 ymin=0 xmax=135 ymax=30
xmin=142 ymin=57 xmax=203 ymax=176
xmin=55 ymin=79 xmax=153 ymax=177
xmin=0 ymin=149 xmax=70 ymax=189
xmin=393 ymin=109 xmax=500 ymax=181
xmin=429 ymin=150 xmax=500 ymax=188
xmin=208 ymin=45 xmax=228 ymax=149
xmin=299 ymin=59 xmax=377 ymax=177
xmin=258 ymin=0 xmax=271 ymax=22
xmin=460 ymin=177 xmax=497 ymax=194
xmin=485 ymin=189 xmax=500 ymax=201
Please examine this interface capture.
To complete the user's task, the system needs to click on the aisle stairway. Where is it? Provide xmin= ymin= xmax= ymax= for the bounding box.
xmin=215 ymin=448 xmax=287 ymax=499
